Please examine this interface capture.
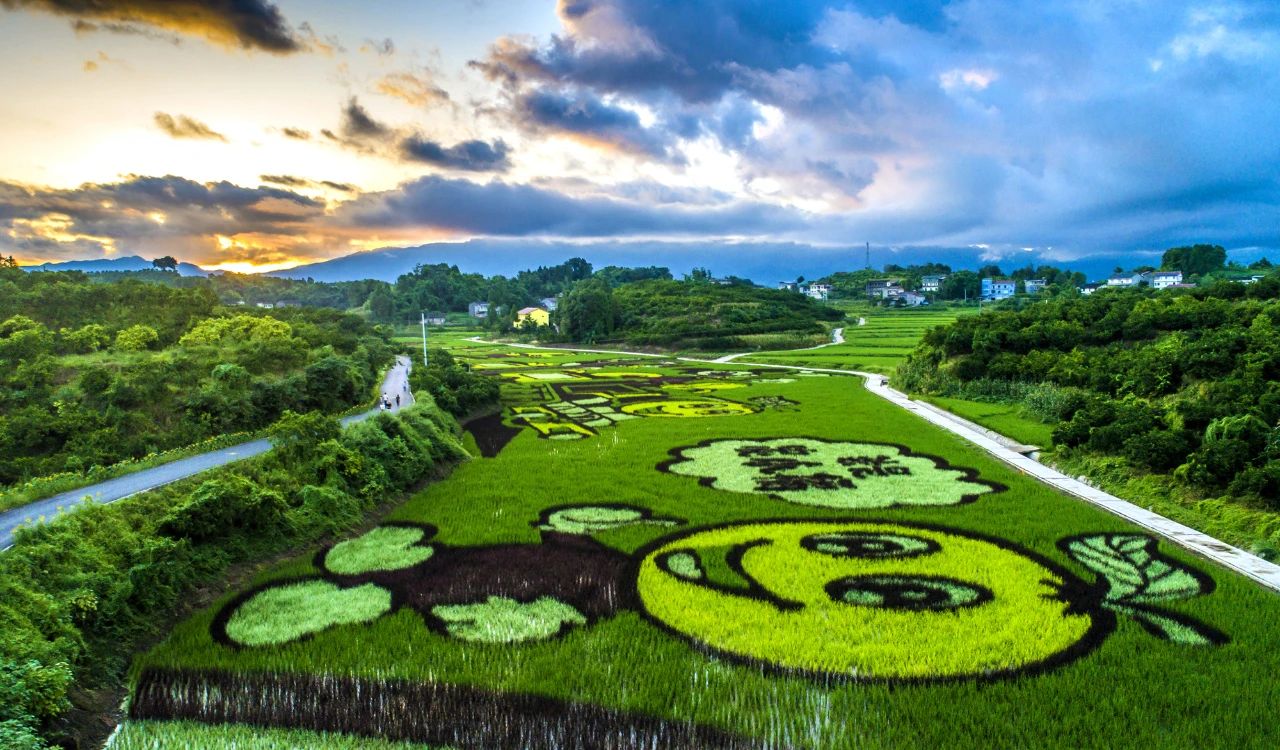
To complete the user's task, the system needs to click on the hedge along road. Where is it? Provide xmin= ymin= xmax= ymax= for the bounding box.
xmin=489 ymin=338 xmax=1280 ymax=593
xmin=0 ymin=356 xmax=416 ymax=551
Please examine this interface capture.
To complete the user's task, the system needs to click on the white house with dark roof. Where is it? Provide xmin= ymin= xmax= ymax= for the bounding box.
xmin=1150 ymin=271 xmax=1183 ymax=289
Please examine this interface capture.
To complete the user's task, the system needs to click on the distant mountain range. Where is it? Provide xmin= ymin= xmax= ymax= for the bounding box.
xmin=23 ymin=255 xmax=209 ymax=277
xmin=267 ymin=239 xmax=900 ymax=284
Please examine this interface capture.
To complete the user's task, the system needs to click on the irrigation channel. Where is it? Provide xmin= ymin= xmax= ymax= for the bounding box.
xmin=483 ymin=337 xmax=1280 ymax=594
xmin=0 ymin=357 xmax=416 ymax=550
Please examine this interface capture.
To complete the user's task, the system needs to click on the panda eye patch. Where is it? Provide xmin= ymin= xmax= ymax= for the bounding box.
xmin=826 ymin=575 xmax=994 ymax=612
xmin=800 ymin=532 xmax=940 ymax=559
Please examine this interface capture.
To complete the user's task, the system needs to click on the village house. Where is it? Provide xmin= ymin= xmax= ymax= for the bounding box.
xmin=1023 ymin=278 xmax=1048 ymax=295
xmin=539 ymin=296 xmax=559 ymax=312
xmin=865 ymin=279 xmax=904 ymax=299
xmin=517 ymin=307 xmax=550 ymax=326
xmin=1150 ymin=271 xmax=1183 ymax=289
xmin=1106 ymin=272 xmax=1144 ymax=288
xmin=920 ymin=274 xmax=947 ymax=293
xmin=805 ymin=283 xmax=831 ymax=301
xmin=424 ymin=312 xmax=447 ymax=325
xmin=778 ymin=281 xmax=799 ymax=291
xmin=468 ymin=301 xmax=489 ymax=318
xmin=981 ymin=278 xmax=1016 ymax=300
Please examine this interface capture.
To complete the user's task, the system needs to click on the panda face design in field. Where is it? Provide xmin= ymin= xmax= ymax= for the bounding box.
xmin=637 ymin=520 xmax=1097 ymax=680
xmin=636 ymin=520 xmax=1228 ymax=681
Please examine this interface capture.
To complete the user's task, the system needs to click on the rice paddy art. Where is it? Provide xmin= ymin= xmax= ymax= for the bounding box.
xmin=636 ymin=520 xmax=1225 ymax=681
xmin=124 ymin=345 xmax=1272 ymax=749
xmin=484 ymin=367 xmax=811 ymax=450
xmin=660 ymin=438 xmax=1003 ymax=509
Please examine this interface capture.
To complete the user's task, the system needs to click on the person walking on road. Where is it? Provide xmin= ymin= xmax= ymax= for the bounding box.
xmin=395 ymin=394 xmax=401 ymax=407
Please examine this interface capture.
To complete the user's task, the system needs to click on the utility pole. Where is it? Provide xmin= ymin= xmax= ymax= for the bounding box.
xmin=420 ymin=312 xmax=428 ymax=368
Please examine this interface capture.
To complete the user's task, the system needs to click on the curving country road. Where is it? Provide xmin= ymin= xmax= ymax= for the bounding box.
xmin=0 ymin=356 xmax=415 ymax=550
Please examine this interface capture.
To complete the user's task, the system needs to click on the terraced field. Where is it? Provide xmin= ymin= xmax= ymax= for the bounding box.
xmin=115 ymin=337 xmax=1280 ymax=749
xmin=737 ymin=306 xmax=973 ymax=373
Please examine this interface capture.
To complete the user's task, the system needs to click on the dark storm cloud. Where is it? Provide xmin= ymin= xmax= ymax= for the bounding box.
xmin=154 ymin=112 xmax=227 ymax=141
xmin=328 ymin=98 xmax=512 ymax=172
xmin=513 ymin=88 xmax=674 ymax=159
xmin=2 ymin=0 xmax=302 ymax=52
xmin=334 ymin=175 xmax=800 ymax=237
xmin=399 ymin=138 xmax=511 ymax=172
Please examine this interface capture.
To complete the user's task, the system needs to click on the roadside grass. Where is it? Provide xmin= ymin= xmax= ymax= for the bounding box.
xmin=125 ymin=348 xmax=1280 ymax=749
xmin=919 ymin=396 xmax=1056 ymax=448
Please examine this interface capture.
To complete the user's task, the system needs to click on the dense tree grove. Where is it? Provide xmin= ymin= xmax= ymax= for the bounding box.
xmin=0 ymin=267 xmax=392 ymax=486
xmin=898 ymin=274 xmax=1280 ymax=510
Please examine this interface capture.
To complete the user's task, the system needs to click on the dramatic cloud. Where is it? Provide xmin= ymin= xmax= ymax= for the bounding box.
xmin=279 ymin=127 xmax=311 ymax=140
xmin=399 ymin=138 xmax=511 ymax=172
xmin=2 ymin=0 xmax=302 ymax=52
xmin=154 ymin=112 xmax=227 ymax=141
xmin=328 ymin=98 xmax=511 ymax=172
xmin=512 ymin=88 xmax=675 ymax=159
xmin=376 ymin=72 xmax=450 ymax=108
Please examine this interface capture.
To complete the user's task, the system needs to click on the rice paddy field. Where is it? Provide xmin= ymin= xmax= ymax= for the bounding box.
xmin=734 ymin=305 xmax=973 ymax=374
xmin=116 ymin=336 xmax=1280 ymax=749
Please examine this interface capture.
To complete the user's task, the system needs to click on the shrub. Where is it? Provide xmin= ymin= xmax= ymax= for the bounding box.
xmin=158 ymin=476 xmax=287 ymax=542
xmin=114 ymin=324 xmax=159 ymax=352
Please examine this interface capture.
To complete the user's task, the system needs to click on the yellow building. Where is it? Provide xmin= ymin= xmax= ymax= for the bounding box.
xmin=517 ymin=306 xmax=550 ymax=326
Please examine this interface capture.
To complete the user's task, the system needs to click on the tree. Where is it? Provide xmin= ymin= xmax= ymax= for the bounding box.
xmin=367 ymin=286 xmax=396 ymax=322
xmin=559 ymin=278 xmax=617 ymax=343
xmin=939 ymin=271 xmax=981 ymax=300
xmin=113 ymin=324 xmax=159 ymax=351
xmin=1161 ymin=244 xmax=1226 ymax=276
xmin=0 ymin=255 xmax=17 ymax=269
xmin=151 ymin=256 xmax=179 ymax=272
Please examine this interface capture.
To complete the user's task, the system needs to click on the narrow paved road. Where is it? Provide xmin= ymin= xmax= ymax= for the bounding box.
xmin=712 ymin=326 xmax=844 ymax=364
xmin=0 ymin=356 xmax=415 ymax=550
xmin=479 ymin=338 xmax=1280 ymax=593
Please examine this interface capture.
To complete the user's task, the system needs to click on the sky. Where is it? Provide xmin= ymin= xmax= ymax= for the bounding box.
xmin=0 ymin=0 xmax=1277 ymax=278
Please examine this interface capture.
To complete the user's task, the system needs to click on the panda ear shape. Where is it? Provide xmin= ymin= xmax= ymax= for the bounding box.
xmin=1060 ymin=533 xmax=1227 ymax=646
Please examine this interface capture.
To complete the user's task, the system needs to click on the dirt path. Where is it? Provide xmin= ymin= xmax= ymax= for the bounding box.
xmin=0 ymin=356 xmax=415 ymax=550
